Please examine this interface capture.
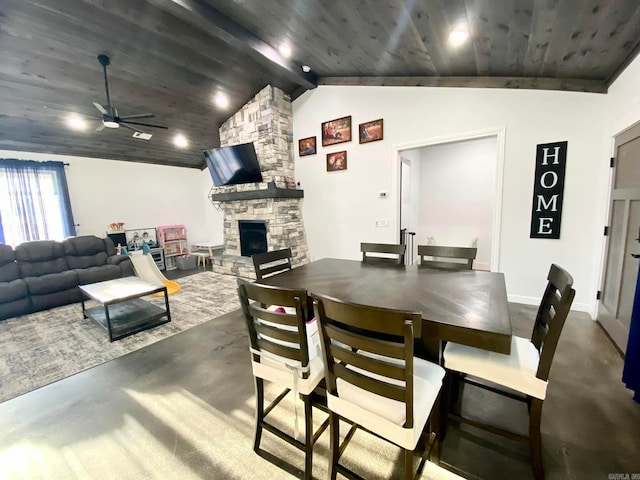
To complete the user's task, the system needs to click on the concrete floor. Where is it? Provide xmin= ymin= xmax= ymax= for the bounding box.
xmin=0 ymin=277 xmax=639 ymax=479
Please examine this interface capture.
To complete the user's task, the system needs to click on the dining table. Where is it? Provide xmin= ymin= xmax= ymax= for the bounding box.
xmin=257 ymin=257 xmax=513 ymax=360
xmin=257 ymin=257 xmax=513 ymax=445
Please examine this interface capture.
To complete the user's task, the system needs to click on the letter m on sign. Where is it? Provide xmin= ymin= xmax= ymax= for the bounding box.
xmin=529 ymin=141 xmax=567 ymax=239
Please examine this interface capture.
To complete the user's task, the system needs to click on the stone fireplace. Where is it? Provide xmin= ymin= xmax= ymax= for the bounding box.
xmin=210 ymin=85 xmax=309 ymax=279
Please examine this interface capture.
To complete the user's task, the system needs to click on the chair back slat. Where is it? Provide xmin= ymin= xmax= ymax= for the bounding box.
xmin=361 ymin=242 xmax=406 ymax=265
xmin=417 ymin=245 xmax=477 ymax=270
xmin=325 ymin=323 xmax=406 ymax=360
xmin=238 ymin=281 xmax=310 ymax=368
xmin=252 ymin=248 xmax=293 ymax=280
xmin=248 ymin=304 xmax=300 ymax=327
xmin=333 ymin=363 xmax=406 ymax=403
xmin=330 ymin=343 xmax=407 ymax=382
xmin=531 ymin=264 xmax=575 ymax=381
xmin=320 ymin=295 xmax=420 ymax=337
xmin=255 ymin=322 xmax=301 ymax=345
xmin=313 ymin=293 xmax=418 ymax=428
xmin=257 ymin=337 xmax=303 ymax=362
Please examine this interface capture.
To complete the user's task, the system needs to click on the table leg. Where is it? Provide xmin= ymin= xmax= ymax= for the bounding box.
xmin=163 ymin=287 xmax=171 ymax=322
xmin=105 ymin=304 xmax=114 ymax=342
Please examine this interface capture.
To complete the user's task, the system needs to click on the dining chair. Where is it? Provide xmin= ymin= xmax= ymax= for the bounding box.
xmin=417 ymin=245 xmax=477 ymax=270
xmin=238 ymin=281 xmax=328 ymax=479
xmin=312 ymin=293 xmax=445 ymax=480
xmin=252 ymin=248 xmax=293 ymax=280
xmin=442 ymin=263 xmax=575 ymax=480
xmin=360 ymin=242 xmax=406 ymax=265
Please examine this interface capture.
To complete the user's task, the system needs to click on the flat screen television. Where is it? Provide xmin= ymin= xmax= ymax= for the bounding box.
xmin=204 ymin=142 xmax=263 ymax=187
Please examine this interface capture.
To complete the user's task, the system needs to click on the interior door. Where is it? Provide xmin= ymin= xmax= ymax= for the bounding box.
xmin=599 ymin=122 xmax=640 ymax=354
xmin=400 ymin=158 xmax=413 ymax=262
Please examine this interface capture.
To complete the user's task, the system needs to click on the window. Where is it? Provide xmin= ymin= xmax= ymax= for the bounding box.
xmin=0 ymin=159 xmax=76 ymax=246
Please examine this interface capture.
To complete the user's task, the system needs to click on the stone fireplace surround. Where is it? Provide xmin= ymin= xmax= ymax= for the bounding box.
xmin=209 ymin=85 xmax=309 ymax=279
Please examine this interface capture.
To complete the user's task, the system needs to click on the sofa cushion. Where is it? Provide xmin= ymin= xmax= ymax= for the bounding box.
xmin=76 ymin=265 xmax=122 ymax=285
xmin=30 ymin=288 xmax=81 ymax=312
xmin=0 ymin=279 xmax=28 ymax=303
xmin=63 ymin=236 xmax=110 ymax=269
xmin=15 ymin=241 xmax=68 ymax=277
xmin=24 ymin=270 xmax=79 ymax=295
xmin=0 ymin=297 xmax=31 ymax=320
xmin=0 ymin=244 xmax=20 ymax=282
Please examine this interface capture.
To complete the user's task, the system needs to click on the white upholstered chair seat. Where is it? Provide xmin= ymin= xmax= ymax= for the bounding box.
xmin=443 ymin=335 xmax=547 ymax=400
xmin=252 ymin=356 xmax=324 ymax=395
xmin=329 ymin=356 xmax=445 ymax=450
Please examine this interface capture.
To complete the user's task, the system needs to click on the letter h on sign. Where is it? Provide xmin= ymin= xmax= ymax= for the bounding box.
xmin=529 ymin=141 xmax=567 ymax=239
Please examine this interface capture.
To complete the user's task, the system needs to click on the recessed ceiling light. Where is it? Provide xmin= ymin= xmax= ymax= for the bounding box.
xmin=173 ymin=133 xmax=189 ymax=148
xmin=449 ymin=28 xmax=469 ymax=46
xmin=279 ymin=43 xmax=292 ymax=58
xmin=301 ymin=65 xmax=311 ymax=73
xmin=214 ymin=92 xmax=229 ymax=109
xmin=66 ymin=114 xmax=87 ymax=131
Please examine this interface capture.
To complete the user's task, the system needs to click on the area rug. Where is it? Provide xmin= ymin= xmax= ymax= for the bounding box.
xmin=0 ymin=271 xmax=240 ymax=403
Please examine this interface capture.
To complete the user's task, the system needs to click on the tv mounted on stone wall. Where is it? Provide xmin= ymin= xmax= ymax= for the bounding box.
xmin=204 ymin=142 xmax=263 ymax=187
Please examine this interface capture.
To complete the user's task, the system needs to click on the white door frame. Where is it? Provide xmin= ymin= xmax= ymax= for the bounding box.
xmin=391 ymin=127 xmax=506 ymax=272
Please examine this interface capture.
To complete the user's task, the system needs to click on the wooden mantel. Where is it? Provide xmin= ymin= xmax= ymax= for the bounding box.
xmin=209 ymin=181 xmax=304 ymax=203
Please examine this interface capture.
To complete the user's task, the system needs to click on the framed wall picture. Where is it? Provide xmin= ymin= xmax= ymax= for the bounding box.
xmin=326 ymin=151 xmax=347 ymax=171
xmin=359 ymin=118 xmax=384 ymax=144
xmin=321 ymin=115 xmax=352 ymax=146
xmin=298 ymin=136 xmax=317 ymax=156
xmin=125 ymin=228 xmax=158 ymax=250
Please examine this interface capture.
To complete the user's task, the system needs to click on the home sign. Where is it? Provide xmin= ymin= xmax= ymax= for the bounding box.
xmin=530 ymin=141 xmax=567 ymax=239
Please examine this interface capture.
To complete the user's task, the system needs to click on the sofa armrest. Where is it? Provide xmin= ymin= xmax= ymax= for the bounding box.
xmin=107 ymin=255 xmax=129 ymax=266
xmin=108 ymin=255 xmax=135 ymax=277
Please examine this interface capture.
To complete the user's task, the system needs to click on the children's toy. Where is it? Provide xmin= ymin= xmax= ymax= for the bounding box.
xmin=129 ymin=251 xmax=180 ymax=296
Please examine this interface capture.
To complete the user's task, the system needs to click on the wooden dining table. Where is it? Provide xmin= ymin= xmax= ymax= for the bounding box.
xmin=258 ymin=258 xmax=512 ymax=360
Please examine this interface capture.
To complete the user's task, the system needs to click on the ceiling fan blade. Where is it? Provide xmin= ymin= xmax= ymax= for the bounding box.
xmin=118 ymin=113 xmax=155 ymax=120
xmin=121 ymin=120 xmax=168 ymax=130
xmin=93 ymin=102 xmax=108 ymax=115
xmin=94 ymin=123 xmax=105 ymax=132
xmin=119 ymin=123 xmax=141 ymax=133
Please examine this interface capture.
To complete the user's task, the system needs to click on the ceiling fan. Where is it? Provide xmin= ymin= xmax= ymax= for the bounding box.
xmin=92 ymin=54 xmax=167 ymax=136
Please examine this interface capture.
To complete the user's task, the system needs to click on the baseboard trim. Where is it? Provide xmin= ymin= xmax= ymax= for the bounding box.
xmin=507 ymin=294 xmax=591 ymax=316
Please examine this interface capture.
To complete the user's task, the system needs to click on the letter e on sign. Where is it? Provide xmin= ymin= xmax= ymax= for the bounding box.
xmin=530 ymin=141 xmax=567 ymax=239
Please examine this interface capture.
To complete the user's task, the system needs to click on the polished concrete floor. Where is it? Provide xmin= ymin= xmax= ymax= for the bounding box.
xmin=1 ymin=279 xmax=639 ymax=479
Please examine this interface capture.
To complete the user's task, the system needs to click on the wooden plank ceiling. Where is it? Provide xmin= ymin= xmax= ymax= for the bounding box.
xmin=1 ymin=0 xmax=639 ymax=169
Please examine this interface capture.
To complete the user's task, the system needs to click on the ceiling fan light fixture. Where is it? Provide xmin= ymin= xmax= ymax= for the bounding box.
xmin=103 ymin=120 xmax=120 ymax=129
xmin=301 ymin=65 xmax=311 ymax=73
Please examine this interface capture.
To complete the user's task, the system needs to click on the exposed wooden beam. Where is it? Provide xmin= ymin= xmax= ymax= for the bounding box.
xmin=318 ymin=76 xmax=607 ymax=94
xmin=151 ymin=0 xmax=317 ymax=91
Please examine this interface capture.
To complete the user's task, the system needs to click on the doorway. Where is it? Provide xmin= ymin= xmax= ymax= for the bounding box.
xmin=598 ymin=122 xmax=640 ymax=354
xmin=397 ymin=129 xmax=504 ymax=271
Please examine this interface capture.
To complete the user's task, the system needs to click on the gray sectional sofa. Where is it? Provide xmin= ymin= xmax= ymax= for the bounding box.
xmin=0 ymin=235 xmax=134 ymax=320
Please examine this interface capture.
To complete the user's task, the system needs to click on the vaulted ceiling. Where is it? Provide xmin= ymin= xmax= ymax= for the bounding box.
xmin=1 ymin=1 xmax=639 ymax=169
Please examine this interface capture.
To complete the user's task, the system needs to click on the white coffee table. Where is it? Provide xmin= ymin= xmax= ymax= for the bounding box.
xmin=80 ymin=276 xmax=171 ymax=342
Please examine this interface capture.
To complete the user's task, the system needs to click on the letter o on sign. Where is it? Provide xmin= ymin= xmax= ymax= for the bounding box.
xmin=540 ymin=171 xmax=558 ymax=189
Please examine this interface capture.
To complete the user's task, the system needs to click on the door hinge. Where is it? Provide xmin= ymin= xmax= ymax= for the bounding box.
xmin=604 ymin=226 xmax=609 ymax=236
xmin=596 ymin=290 xmax=602 ymax=300
xmin=610 ymin=157 xmax=615 ymax=167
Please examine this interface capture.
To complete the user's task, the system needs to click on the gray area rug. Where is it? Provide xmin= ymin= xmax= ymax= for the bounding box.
xmin=0 ymin=271 xmax=240 ymax=403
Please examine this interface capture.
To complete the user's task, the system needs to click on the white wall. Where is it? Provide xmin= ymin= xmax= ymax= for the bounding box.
xmin=0 ymin=150 xmax=221 ymax=246
xmin=293 ymin=86 xmax=607 ymax=313
xmin=412 ymin=136 xmax=496 ymax=270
